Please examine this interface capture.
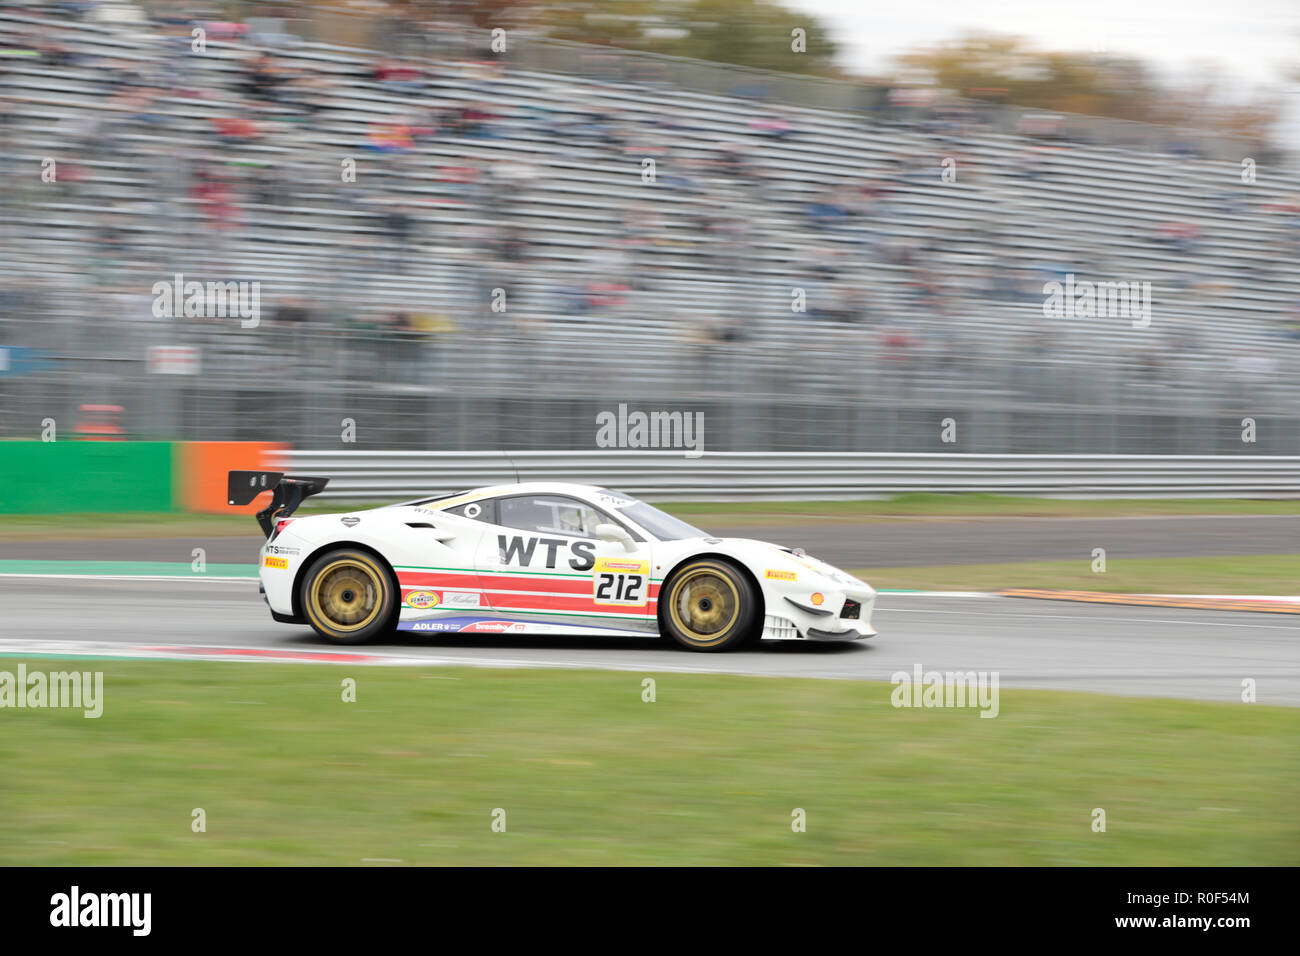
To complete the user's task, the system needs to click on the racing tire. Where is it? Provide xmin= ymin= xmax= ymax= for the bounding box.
xmin=660 ymin=558 xmax=758 ymax=651
xmin=300 ymin=548 xmax=398 ymax=644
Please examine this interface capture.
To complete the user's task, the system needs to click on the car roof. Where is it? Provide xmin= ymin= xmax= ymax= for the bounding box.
xmin=475 ymin=481 xmax=611 ymax=498
xmin=407 ymin=482 xmax=625 ymax=508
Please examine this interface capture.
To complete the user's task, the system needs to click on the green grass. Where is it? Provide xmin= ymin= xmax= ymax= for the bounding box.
xmin=4 ymin=494 xmax=1300 ymax=540
xmin=0 ymin=560 xmax=255 ymax=578
xmin=857 ymin=554 xmax=1300 ymax=595
xmin=2 ymin=660 xmax=1296 ymax=865
xmin=0 ymin=511 xmax=257 ymax=541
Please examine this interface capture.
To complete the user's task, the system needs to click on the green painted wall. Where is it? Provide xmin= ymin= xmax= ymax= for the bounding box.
xmin=0 ymin=441 xmax=176 ymax=513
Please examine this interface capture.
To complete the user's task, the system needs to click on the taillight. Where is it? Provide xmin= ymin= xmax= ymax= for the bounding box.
xmin=271 ymin=518 xmax=295 ymax=540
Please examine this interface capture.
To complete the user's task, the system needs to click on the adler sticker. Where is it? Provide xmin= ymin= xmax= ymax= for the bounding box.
xmin=406 ymin=590 xmax=440 ymax=609
xmin=263 ymin=556 xmax=289 ymax=570
xmin=765 ymin=569 xmax=797 ymax=581
xmin=593 ymin=557 xmax=649 ymax=607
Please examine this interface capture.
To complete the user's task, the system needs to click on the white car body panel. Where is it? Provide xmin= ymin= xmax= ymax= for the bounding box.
xmin=256 ymin=482 xmax=876 ymax=642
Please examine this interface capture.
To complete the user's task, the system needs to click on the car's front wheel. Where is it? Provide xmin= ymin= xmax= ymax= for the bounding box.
xmin=660 ymin=558 xmax=758 ymax=651
xmin=300 ymin=548 xmax=397 ymax=644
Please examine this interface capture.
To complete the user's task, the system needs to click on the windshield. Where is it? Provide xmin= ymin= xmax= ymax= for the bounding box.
xmin=614 ymin=499 xmax=707 ymax=541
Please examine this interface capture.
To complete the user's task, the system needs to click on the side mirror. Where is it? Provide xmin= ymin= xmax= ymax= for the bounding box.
xmin=595 ymin=523 xmax=636 ymax=552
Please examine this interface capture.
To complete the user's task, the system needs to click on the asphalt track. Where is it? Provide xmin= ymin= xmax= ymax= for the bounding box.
xmin=5 ymin=514 xmax=1298 ymax=568
xmin=4 ymin=577 xmax=1297 ymax=706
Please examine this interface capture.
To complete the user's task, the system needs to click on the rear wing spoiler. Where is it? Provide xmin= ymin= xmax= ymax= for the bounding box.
xmin=228 ymin=470 xmax=330 ymax=538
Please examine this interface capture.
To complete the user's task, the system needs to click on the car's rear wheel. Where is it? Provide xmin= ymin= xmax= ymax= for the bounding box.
xmin=660 ymin=558 xmax=758 ymax=651
xmin=300 ymin=548 xmax=397 ymax=644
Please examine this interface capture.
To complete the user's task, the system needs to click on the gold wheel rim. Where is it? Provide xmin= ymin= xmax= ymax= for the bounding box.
xmin=669 ymin=567 xmax=739 ymax=645
xmin=309 ymin=558 xmax=383 ymax=632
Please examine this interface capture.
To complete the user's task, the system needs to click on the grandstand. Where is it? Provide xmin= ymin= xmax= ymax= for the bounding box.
xmin=2 ymin=3 xmax=1298 ymax=452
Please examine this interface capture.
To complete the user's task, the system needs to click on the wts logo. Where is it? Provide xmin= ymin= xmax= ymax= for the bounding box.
xmin=498 ymin=534 xmax=596 ymax=570
xmin=50 ymin=886 xmax=151 ymax=936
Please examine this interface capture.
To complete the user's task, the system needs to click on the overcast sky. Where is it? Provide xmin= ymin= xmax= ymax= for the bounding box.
xmin=786 ymin=0 xmax=1300 ymax=147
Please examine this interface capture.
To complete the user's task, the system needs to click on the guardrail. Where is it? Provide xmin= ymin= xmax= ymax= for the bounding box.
xmin=273 ymin=451 xmax=1300 ymax=501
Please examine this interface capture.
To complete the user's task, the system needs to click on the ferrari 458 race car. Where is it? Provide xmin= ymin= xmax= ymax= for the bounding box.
xmin=229 ymin=471 xmax=877 ymax=651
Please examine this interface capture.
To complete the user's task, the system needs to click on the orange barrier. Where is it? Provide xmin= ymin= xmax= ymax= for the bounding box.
xmin=1000 ymin=588 xmax=1300 ymax=614
xmin=174 ymin=442 xmax=287 ymax=514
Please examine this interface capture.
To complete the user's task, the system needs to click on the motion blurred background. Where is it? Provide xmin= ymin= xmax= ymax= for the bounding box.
xmin=2 ymin=2 xmax=1299 ymax=873
xmin=2 ymin=0 xmax=1298 ymax=453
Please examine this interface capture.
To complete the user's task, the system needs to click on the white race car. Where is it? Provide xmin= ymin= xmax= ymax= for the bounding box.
xmin=229 ymin=471 xmax=878 ymax=651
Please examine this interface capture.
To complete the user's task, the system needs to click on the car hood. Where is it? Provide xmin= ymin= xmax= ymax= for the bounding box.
xmin=694 ymin=536 xmax=871 ymax=590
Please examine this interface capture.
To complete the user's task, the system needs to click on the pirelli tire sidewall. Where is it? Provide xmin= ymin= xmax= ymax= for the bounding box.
xmin=659 ymin=557 xmax=759 ymax=652
xmin=299 ymin=548 xmax=398 ymax=644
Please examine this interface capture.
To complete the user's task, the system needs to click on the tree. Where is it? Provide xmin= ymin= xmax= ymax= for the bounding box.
xmin=536 ymin=0 xmax=839 ymax=76
xmin=896 ymin=33 xmax=1280 ymax=146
